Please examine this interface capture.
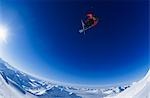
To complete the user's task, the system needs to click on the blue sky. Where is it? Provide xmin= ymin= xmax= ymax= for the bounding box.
xmin=0 ymin=0 xmax=149 ymax=86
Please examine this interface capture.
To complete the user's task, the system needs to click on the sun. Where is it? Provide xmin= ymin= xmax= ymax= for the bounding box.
xmin=0 ymin=25 xmax=8 ymax=43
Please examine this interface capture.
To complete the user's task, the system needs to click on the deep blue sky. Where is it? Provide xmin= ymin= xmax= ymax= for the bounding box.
xmin=0 ymin=0 xmax=149 ymax=86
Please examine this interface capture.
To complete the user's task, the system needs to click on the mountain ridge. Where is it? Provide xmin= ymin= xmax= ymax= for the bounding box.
xmin=1 ymin=58 xmax=144 ymax=98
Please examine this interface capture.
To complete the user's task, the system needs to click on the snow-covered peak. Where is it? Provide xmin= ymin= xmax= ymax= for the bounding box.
xmin=0 ymin=71 xmax=36 ymax=98
xmin=0 ymin=58 xmax=135 ymax=98
xmin=106 ymin=68 xmax=150 ymax=98
xmin=0 ymin=58 xmax=82 ymax=98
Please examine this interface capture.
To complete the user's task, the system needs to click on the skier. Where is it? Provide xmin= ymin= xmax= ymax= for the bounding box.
xmin=79 ymin=13 xmax=98 ymax=34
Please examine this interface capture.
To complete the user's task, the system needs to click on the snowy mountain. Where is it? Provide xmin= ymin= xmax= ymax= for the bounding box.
xmin=105 ymin=69 xmax=150 ymax=98
xmin=0 ymin=58 xmax=81 ymax=98
xmin=0 ymin=71 xmax=36 ymax=98
xmin=1 ymin=58 xmax=148 ymax=98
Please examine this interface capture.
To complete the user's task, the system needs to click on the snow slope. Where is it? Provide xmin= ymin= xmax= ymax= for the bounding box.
xmin=106 ymin=69 xmax=150 ymax=98
xmin=1 ymin=58 xmax=149 ymax=98
xmin=0 ymin=58 xmax=82 ymax=98
xmin=0 ymin=71 xmax=36 ymax=98
xmin=0 ymin=68 xmax=82 ymax=98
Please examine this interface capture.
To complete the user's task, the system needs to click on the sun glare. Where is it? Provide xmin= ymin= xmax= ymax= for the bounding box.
xmin=0 ymin=25 xmax=8 ymax=43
